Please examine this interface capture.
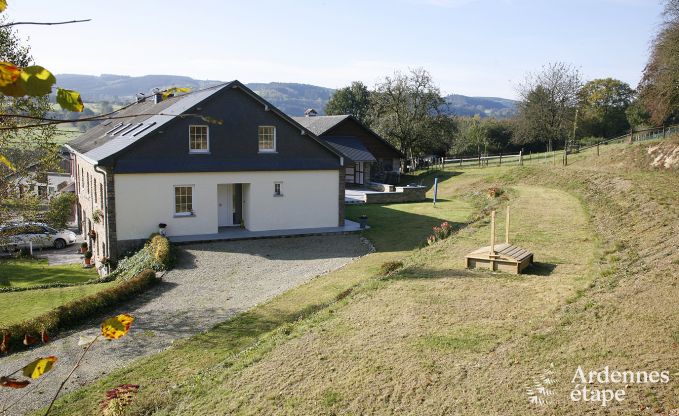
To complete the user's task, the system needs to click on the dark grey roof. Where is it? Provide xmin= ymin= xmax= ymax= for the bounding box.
xmin=291 ymin=115 xmax=350 ymax=136
xmin=322 ymin=137 xmax=376 ymax=163
xmin=67 ymin=83 xmax=234 ymax=162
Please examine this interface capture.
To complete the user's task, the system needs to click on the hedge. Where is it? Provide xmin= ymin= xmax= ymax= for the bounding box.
xmin=1 ymin=269 xmax=160 ymax=354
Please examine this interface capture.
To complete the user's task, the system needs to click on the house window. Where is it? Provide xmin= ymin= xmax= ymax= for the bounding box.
xmin=174 ymin=186 xmax=194 ymax=216
xmin=94 ymin=179 xmax=97 ymax=204
xmin=258 ymin=126 xmax=276 ymax=152
xmin=189 ymin=125 xmax=209 ymax=153
xmin=274 ymin=182 xmax=283 ymax=197
xmin=99 ymin=183 xmax=104 ymax=207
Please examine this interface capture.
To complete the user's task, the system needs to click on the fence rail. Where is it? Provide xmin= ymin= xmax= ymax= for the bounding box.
xmin=444 ymin=153 xmax=523 ymax=167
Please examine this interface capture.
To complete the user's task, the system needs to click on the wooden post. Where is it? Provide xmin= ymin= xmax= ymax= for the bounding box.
xmin=505 ymin=206 xmax=510 ymax=244
xmin=499 ymin=152 xmax=502 ymax=166
xmin=489 ymin=210 xmax=496 ymax=255
xmin=478 ymin=154 xmax=481 ymax=167
xmin=597 ymin=142 xmax=600 ymax=156
xmin=519 ymin=150 xmax=523 ymax=166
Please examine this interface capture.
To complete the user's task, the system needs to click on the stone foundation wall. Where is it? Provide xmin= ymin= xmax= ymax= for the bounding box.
xmin=363 ymin=186 xmax=426 ymax=204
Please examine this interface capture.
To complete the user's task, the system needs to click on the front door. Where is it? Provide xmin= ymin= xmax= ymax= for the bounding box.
xmin=217 ymin=184 xmax=233 ymax=227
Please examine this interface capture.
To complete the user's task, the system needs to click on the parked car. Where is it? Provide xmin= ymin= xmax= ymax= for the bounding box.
xmin=0 ymin=222 xmax=77 ymax=250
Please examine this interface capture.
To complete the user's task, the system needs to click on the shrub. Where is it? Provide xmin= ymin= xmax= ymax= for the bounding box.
xmin=107 ymin=234 xmax=174 ymax=281
xmin=427 ymin=221 xmax=454 ymax=245
xmin=486 ymin=187 xmax=504 ymax=198
xmin=148 ymin=233 xmax=173 ymax=268
xmin=45 ymin=192 xmax=77 ymax=230
xmin=379 ymin=261 xmax=404 ymax=275
xmin=0 ymin=269 xmax=159 ymax=354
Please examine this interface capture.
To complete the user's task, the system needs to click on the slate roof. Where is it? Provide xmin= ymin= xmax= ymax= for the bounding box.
xmin=67 ymin=82 xmax=344 ymax=165
xmin=292 ymin=115 xmax=405 ymax=158
xmin=322 ymin=137 xmax=376 ymax=163
xmin=291 ymin=115 xmax=350 ymax=136
xmin=67 ymin=82 xmax=233 ymax=163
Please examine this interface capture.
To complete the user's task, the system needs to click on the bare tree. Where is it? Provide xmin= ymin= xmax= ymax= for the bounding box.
xmin=514 ymin=62 xmax=582 ymax=152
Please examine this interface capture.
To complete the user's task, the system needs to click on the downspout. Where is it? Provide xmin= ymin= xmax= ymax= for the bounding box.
xmin=93 ymin=164 xmax=111 ymax=264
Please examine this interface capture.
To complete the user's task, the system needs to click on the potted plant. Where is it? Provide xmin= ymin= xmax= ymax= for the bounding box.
xmin=88 ymin=229 xmax=97 ymax=239
xmin=84 ymin=251 xmax=93 ymax=266
xmin=358 ymin=215 xmax=368 ymax=229
xmin=80 ymin=242 xmax=88 ymax=254
xmin=158 ymin=223 xmax=167 ymax=236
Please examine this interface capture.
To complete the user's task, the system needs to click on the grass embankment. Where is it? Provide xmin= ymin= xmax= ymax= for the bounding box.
xmin=43 ymin=139 xmax=679 ymax=415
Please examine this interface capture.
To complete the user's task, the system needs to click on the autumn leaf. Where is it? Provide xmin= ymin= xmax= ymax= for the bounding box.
xmin=0 ymin=376 xmax=30 ymax=389
xmin=22 ymin=356 xmax=57 ymax=379
xmin=161 ymin=86 xmax=191 ymax=99
xmin=0 ymin=332 xmax=9 ymax=354
xmin=41 ymin=329 xmax=50 ymax=344
xmin=0 ymin=1 xmax=6 ymax=13
xmin=57 ymin=88 xmax=84 ymax=112
xmin=0 ymin=62 xmax=20 ymax=87
xmin=0 ymin=154 xmax=15 ymax=171
xmin=20 ymin=66 xmax=56 ymax=96
xmin=23 ymin=333 xmax=38 ymax=346
xmin=101 ymin=314 xmax=135 ymax=340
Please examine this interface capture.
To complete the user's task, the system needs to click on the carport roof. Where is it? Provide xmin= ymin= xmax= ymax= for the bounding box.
xmin=322 ymin=137 xmax=376 ymax=163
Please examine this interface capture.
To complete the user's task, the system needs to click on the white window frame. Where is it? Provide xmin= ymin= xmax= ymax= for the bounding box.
xmin=173 ymin=185 xmax=195 ymax=216
xmin=189 ymin=125 xmax=210 ymax=154
xmin=258 ymin=126 xmax=276 ymax=153
xmin=274 ymin=182 xmax=283 ymax=197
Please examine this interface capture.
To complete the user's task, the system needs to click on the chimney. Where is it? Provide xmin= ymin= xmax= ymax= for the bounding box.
xmin=304 ymin=108 xmax=317 ymax=117
xmin=152 ymin=88 xmax=162 ymax=104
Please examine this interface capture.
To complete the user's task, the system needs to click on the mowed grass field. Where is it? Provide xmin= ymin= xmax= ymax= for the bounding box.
xmin=39 ymin=139 xmax=679 ymax=415
xmin=0 ymin=259 xmax=109 ymax=327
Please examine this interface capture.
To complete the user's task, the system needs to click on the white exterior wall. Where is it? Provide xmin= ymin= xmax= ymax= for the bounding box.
xmin=73 ymin=154 xmax=108 ymax=260
xmin=114 ymin=170 xmax=339 ymax=241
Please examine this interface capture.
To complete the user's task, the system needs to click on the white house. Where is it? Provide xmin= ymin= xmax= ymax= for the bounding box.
xmin=66 ymin=81 xmax=346 ymax=262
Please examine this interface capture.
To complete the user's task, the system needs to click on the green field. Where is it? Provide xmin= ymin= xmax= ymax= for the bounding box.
xmin=0 ymin=259 xmax=110 ymax=327
xmin=38 ymin=138 xmax=679 ymax=415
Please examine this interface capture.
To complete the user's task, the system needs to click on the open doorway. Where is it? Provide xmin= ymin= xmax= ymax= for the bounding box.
xmin=217 ymin=184 xmax=244 ymax=228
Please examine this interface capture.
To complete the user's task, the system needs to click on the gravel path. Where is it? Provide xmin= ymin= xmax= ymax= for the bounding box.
xmin=0 ymin=235 xmax=368 ymax=415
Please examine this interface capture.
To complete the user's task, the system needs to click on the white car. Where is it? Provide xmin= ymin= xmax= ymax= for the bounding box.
xmin=0 ymin=223 xmax=77 ymax=250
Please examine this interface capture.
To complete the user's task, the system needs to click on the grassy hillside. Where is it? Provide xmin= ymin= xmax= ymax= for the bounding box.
xmin=40 ymin=138 xmax=679 ymax=415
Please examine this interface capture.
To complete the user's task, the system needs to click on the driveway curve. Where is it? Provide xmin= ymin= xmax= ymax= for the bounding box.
xmin=0 ymin=234 xmax=369 ymax=415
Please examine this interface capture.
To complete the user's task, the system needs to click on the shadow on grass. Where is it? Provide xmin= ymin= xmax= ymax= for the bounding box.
xmin=523 ymin=262 xmax=557 ymax=276
xmin=400 ymin=170 xmax=463 ymax=191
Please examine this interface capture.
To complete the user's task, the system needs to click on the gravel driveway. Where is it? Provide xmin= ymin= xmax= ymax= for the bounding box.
xmin=0 ymin=235 xmax=368 ymax=415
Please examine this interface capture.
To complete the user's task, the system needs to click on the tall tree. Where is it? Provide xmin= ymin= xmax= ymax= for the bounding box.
xmin=577 ymin=78 xmax=634 ymax=138
xmin=371 ymin=68 xmax=446 ymax=165
xmin=514 ymin=62 xmax=581 ymax=151
xmin=638 ymin=0 xmax=679 ymax=125
xmin=0 ymin=17 xmax=58 ymax=225
xmin=454 ymin=115 xmax=488 ymax=157
xmin=324 ymin=81 xmax=373 ymax=126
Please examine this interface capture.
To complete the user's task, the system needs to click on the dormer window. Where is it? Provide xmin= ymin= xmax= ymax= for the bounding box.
xmin=189 ymin=125 xmax=209 ymax=153
xmin=258 ymin=126 xmax=276 ymax=152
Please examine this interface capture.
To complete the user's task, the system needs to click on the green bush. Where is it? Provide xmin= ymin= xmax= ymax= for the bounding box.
xmin=0 ymin=269 xmax=159 ymax=354
xmin=107 ymin=234 xmax=174 ymax=281
xmin=379 ymin=261 xmax=404 ymax=275
xmin=45 ymin=192 xmax=77 ymax=230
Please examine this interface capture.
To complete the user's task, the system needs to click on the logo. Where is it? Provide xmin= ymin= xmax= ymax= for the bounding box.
xmin=527 ymin=364 xmax=555 ymax=406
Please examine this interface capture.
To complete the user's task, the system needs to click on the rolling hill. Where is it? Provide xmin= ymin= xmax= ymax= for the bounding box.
xmin=55 ymin=73 xmax=517 ymax=118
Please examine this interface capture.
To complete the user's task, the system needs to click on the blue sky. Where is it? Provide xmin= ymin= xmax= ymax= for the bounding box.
xmin=5 ymin=0 xmax=664 ymax=99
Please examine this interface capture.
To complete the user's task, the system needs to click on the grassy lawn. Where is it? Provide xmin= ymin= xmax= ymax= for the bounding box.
xmin=40 ymin=139 xmax=679 ymax=415
xmin=0 ymin=258 xmax=109 ymax=327
xmin=0 ymin=283 xmax=116 ymax=327
xmin=0 ymin=258 xmax=98 ymax=288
